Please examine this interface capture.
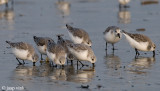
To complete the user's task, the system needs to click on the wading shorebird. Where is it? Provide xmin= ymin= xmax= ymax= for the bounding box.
xmin=122 ymin=30 xmax=156 ymax=57
xmin=103 ymin=26 xmax=122 ymax=50
xmin=67 ymin=43 xmax=96 ymax=68
xmin=57 ymin=34 xmax=75 ymax=64
xmin=66 ymin=24 xmax=92 ymax=47
xmin=46 ymin=40 xmax=67 ymax=67
xmin=33 ymin=36 xmax=53 ymax=61
xmin=6 ymin=41 xmax=39 ymax=66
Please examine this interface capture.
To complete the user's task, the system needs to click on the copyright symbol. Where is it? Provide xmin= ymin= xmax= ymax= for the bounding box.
xmin=2 ymin=86 xmax=6 ymax=90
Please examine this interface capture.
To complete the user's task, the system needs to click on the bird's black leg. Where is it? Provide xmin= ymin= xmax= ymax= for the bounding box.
xmin=70 ymin=60 xmax=73 ymax=65
xmin=112 ymin=44 xmax=115 ymax=50
xmin=5 ymin=2 xmax=8 ymax=8
xmin=135 ymin=49 xmax=140 ymax=57
xmin=41 ymin=54 xmax=43 ymax=60
xmin=77 ymin=61 xmax=78 ymax=69
xmin=16 ymin=58 xmax=22 ymax=65
xmin=153 ymin=51 xmax=155 ymax=57
xmin=23 ymin=60 xmax=25 ymax=64
xmin=79 ymin=61 xmax=85 ymax=67
xmin=105 ymin=42 xmax=107 ymax=50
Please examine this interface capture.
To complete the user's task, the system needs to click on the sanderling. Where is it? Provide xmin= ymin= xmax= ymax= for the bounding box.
xmin=122 ymin=30 xmax=156 ymax=57
xmin=57 ymin=34 xmax=75 ymax=64
xmin=103 ymin=26 xmax=122 ymax=50
xmin=33 ymin=36 xmax=53 ymax=60
xmin=66 ymin=24 xmax=92 ymax=47
xmin=6 ymin=41 xmax=39 ymax=66
xmin=46 ymin=40 xmax=67 ymax=67
xmin=67 ymin=43 xmax=96 ymax=67
xmin=119 ymin=0 xmax=130 ymax=8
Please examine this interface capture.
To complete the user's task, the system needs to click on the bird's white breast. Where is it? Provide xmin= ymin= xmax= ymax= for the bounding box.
xmin=37 ymin=45 xmax=46 ymax=55
xmin=46 ymin=51 xmax=55 ymax=61
xmin=123 ymin=33 xmax=148 ymax=51
xmin=68 ymin=31 xmax=83 ymax=44
xmin=104 ymin=32 xmax=121 ymax=44
xmin=12 ymin=48 xmax=29 ymax=60
xmin=69 ymin=48 xmax=88 ymax=61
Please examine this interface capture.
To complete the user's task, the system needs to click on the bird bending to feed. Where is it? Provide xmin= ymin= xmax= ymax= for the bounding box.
xmin=103 ymin=26 xmax=122 ymax=50
xmin=46 ymin=40 xmax=67 ymax=67
xmin=122 ymin=30 xmax=156 ymax=57
xmin=66 ymin=24 xmax=92 ymax=47
xmin=67 ymin=43 xmax=96 ymax=67
xmin=57 ymin=34 xmax=75 ymax=64
xmin=6 ymin=41 xmax=39 ymax=66
xmin=33 ymin=36 xmax=53 ymax=61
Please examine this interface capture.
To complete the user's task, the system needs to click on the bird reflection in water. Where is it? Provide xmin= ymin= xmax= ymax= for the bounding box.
xmin=55 ymin=0 xmax=71 ymax=17
xmin=50 ymin=66 xmax=95 ymax=83
xmin=0 ymin=0 xmax=14 ymax=8
xmin=0 ymin=7 xmax=14 ymax=30
xmin=14 ymin=63 xmax=95 ymax=83
xmin=118 ymin=7 xmax=131 ymax=24
xmin=68 ymin=68 xmax=95 ymax=83
xmin=104 ymin=53 xmax=121 ymax=76
xmin=128 ymin=56 xmax=155 ymax=74
xmin=14 ymin=63 xmax=53 ymax=77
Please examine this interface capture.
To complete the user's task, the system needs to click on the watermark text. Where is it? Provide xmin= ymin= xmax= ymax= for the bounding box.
xmin=1 ymin=86 xmax=24 ymax=91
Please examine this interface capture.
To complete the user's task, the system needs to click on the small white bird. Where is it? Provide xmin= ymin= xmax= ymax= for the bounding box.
xmin=33 ymin=36 xmax=53 ymax=60
xmin=103 ymin=26 xmax=122 ymax=50
xmin=122 ymin=30 xmax=156 ymax=57
xmin=67 ymin=43 xmax=96 ymax=67
xmin=46 ymin=40 xmax=67 ymax=67
xmin=6 ymin=41 xmax=39 ymax=66
xmin=66 ymin=24 xmax=92 ymax=47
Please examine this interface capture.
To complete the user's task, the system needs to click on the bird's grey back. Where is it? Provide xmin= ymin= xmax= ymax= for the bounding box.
xmin=104 ymin=26 xmax=119 ymax=34
xmin=6 ymin=41 xmax=35 ymax=54
xmin=34 ymin=36 xmax=53 ymax=46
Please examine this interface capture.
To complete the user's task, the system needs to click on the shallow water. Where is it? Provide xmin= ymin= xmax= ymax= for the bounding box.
xmin=1 ymin=0 xmax=160 ymax=91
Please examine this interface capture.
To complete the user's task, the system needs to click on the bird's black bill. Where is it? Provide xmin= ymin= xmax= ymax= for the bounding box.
xmin=117 ymin=33 xmax=120 ymax=38
xmin=33 ymin=62 xmax=36 ymax=66
xmin=153 ymin=51 xmax=155 ymax=57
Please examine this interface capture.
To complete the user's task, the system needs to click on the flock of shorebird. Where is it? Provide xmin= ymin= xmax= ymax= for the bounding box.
xmin=5 ymin=0 xmax=156 ymax=68
xmin=6 ymin=24 xmax=156 ymax=67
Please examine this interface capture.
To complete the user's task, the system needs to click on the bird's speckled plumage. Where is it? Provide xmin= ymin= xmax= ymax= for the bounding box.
xmin=66 ymin=24 xmax=92 ymax=47
xmin=6 ymin=41 xmax=39 ymax=65
xmin=67 ymin=43 xmax=96 ymax=64
xmin=47 ymin=40 xmax=67 ymax=65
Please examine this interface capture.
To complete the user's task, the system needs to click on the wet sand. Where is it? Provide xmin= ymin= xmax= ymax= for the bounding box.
xmin=1 ymin=0 xmax=160 ymax=91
